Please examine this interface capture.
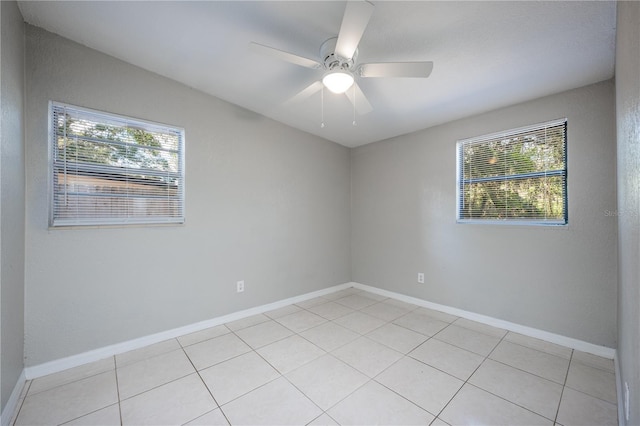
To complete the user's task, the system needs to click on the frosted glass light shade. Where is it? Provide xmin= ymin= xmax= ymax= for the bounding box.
xmin=322 ymin=70 xmax=355 ymax=94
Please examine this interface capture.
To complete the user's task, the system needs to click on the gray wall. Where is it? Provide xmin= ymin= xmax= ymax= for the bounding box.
xmin=351 ymin=80 xmax=617 ymax=347
xmin=1 ymin=0 xmax=25 ymax=413
xmin=24 ymin=26 xmax=351 ymax=366
xmin=615 ymin=2 xmax=640 ymax=424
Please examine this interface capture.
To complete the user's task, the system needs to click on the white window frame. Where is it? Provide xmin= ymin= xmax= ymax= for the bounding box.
xmin=456 ymin=118 xmax=568 ymax=226
xmin=49 ymin=101 xmax=185 ymax=227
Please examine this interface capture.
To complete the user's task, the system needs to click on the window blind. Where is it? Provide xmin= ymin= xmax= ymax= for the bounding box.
xmin=50 ymin=102 xmax=185 ymax=227
xmin=457 ymin=119 xmax=567 ymax=225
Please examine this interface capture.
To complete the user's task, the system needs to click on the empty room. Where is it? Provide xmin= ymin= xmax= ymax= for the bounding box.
xmin=1 ymin=0 xmax=638 ymax=425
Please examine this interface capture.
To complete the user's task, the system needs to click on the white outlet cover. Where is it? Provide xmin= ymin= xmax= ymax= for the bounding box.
xmin=237 ymin=280 xmax=245 ymax=293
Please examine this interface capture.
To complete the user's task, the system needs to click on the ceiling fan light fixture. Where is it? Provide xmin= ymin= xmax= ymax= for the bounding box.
xmin=322 ymin=69 xmax=354 ymax=94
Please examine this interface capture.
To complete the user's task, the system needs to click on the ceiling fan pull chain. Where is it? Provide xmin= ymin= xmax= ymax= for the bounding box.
xmin=321 ymin=86 xmax=326 ymax=128
xmin=352 ymin=84 xmax=357 ymax=126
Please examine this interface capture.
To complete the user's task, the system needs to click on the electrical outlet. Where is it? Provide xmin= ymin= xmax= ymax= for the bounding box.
xmin=236 ymin=280 xmax=245 ymax=293
xmin=417 ymin=273 xmax=425 ymax=284
xmin=625 ymin=382 xmax=630 ymax=421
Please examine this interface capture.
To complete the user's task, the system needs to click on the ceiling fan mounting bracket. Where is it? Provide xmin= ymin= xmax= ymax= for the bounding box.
xmin=320 ymin=37 xmax=357 ymax=71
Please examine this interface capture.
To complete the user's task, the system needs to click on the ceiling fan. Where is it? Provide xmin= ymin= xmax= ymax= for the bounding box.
xmin=249 ymin=0 xmax=433 ymax=115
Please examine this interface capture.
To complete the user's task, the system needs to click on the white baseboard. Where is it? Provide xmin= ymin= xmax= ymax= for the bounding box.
xmin=615 ymin=351 xmax=625 ymax=426
xmin=24 ymin=282 xmax=352 ymax=380
xmin=24 ymin=280 xmax=616 ymax=385
xmin=351 ymin=282 xmax=616 ymax=359
xmin=1 ymin=369 xmax=26 ymax=426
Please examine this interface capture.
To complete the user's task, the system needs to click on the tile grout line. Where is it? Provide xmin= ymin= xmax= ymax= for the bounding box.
xmin=208 ymin=370 xmax=283 ymax=417
xmin=14 ymin=369 xmax=119 ymax=425
xmin=287 ymin=299 xmax=425 ymax=423
xmin=230 ymin=326 xmax=292 ymax=357
xmin=466 ymin=331 xmax=566 ymax=423
xmin=182 ymin=294 xmax=464 ymax=425
xmin=179 ymin=343 xmax=234 ymax=426
xmin=304 ymin=361 xmax=376 ymax=419
xmin=389 ymin=315 xmax=449 ymax=337
xmin=462 ymin=382 xmax=559 ymax=422
xmin=486 ymin=336 xmax=573 ymax=387
xmin=559 ymin=386 xmax=619 ymax=408
xmin=176 ymin=324 xmax=233 ymax=349
xmin=348 ymin=312 xmax=496 ymax=422
xmin=305 ymin=411 xmax=338 ymax=426
xmin=19 ymin=359 xmax=116 ymax=398
xmin=199 ymin=326 xmax=322 ymax=419
xmin=443 ymin=328 xmax=573 ymax=423
xmin=177 ymin=310 xmax=335 ymax=423
xmin=298 ymin=315 xmax=378 ymax=356
xmin=35 ymin=367 xmax=121 ymax=425
xmin=205 ymin=326 xmax=329 ymax=422
xmin=431 ymin=327 xmax=509 ymax=421
xmin=500 ymin=336 xmax=572 ymax=359
xmin=369 ymin=352 xmax=445 ymax=421
xmin=488 ymin=354 xmax=568 ymax=386
xmin=113 ymin=355 xmax=123 ymax=426
xmin=158 ymin=305 xmax=575 ymax=424
xmin=404 ymin=335 xmax=484 ymax=382
xmin=116 ymin=369 xmax=197 ymax=403
xmin=280 ymin=292 xmax=388 ymax=418
xmin=10 ymin=380 xmax=32 ymax=426
xmin=314 ymin=302 xmax=460 ymax=423
xmin=277 ymin=362 xmax=333 ymax=419
xmin=567 ymin=356 xmax=617 ymax=374
xmin=553 ymin=349 xmax=574 ymax=424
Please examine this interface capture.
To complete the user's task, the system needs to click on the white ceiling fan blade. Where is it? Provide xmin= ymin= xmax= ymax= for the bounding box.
xmin=283 ymin=81 xmax=324 ymax=106
xmin=345 ymin=82 xmax=373 ymax=115
xmin=249 ymin=42 xmax=322 ymax=69
xmin=335 ymin=1 xmax=374 ymax=60
xmin=359 ymin=62 xmax=434 ymax=78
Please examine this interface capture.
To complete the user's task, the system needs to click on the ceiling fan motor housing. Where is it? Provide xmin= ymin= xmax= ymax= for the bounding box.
xmin=321 ymin=37 xmax=357 ymax=72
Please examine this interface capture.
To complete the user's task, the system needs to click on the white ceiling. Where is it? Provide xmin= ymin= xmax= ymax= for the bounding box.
xmin=18 ymin=1 xmax=616 ymax=148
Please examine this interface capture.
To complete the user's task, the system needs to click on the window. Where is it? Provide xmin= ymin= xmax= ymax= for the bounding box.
xmin=457 ymin=119 xmax=567 ymax=225
xmin=50 ymin=102 xmax=185 ymax=227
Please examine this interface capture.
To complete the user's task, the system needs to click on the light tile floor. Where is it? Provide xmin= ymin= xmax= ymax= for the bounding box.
xmin=11 ymin=288 xmax=618 ymax=425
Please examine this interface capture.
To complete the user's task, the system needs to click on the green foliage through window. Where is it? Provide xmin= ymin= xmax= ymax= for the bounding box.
xmin=50 ymin=103 xmax=184 ymax=226
xmin=457 ymin=120 xmax=567 ymax=224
